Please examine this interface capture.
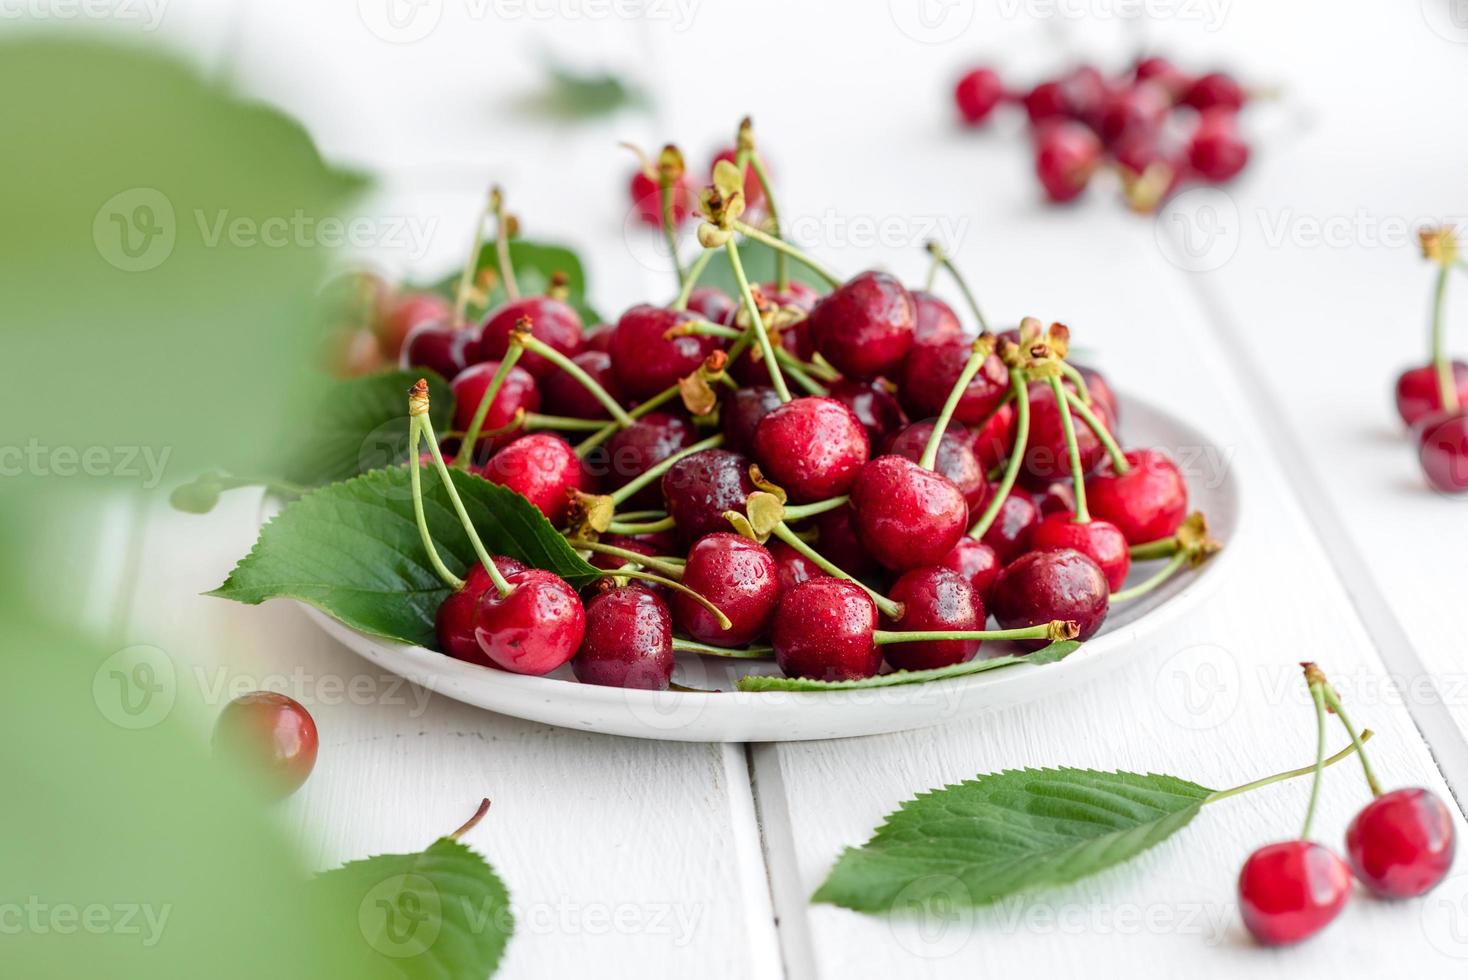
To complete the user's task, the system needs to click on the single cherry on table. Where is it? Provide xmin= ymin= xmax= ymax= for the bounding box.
xmin=1344 ymin=787 xmax=1457 ymax=898
xmin=212 ymin=691 xmax=320 ymax=800
xmin=1237 ymin=840 xmax=1352 ymax=946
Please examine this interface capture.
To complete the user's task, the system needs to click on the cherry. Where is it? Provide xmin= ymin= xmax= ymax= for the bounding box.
xmin=812 ymin=504 xmax=879 ymax=578
xmin=849 ymin=455 xmax=969 ymax=572
xmin=661 ymin=448 xmax=757 ymax=546
xmin=1183 ymin=71 xmax=1246 ymax=113
xmin=761 ymin=279 xmax=821 ymax=313
xmin=1028 ymin=512 xmax=1131 ymax=591
xmin=772 ymin=577 xmax=883 ymax=681
xmin=1023 ymin=80 xmax=1069 ymax=125
xmin=585 ymin=535 xmax=675 ymax=598
xmin=980 ymin=491 xmax=1040 ymax=562
xmin=910 ymin=290 xmax=967 ymax=344
xmin=1035 ymin=121 xmax=1103 ymax=203
xmin=573 ymin=585 xmax=675 ymax=690
xmin=474 ymin=568 xmax=586 ymax=675
xmin=971 ymin=401 xmax=1017 ymax=471
xmin=1187 ymin=108 xmax=1250 ymax=183
xmin=806 ymin=271 xmax=916 ymax=380
xmin=376 ymin=290 xmax=451 ymax=360
xmin=1417 ymin=409 xmax=1468 ymax=493
xmin=954 ymin=67 xmax=1004 ymax=125
xmin=686 ymin=286 xmax=737 ymax=325
xmin=1086 ymin=449 xmax=1189 ymax=544
xmin=1113 ymin=132 xmax=1184 ymax=212
xmin=671 ymin=532 xmax=779 ymax=646
xmin=436 ymin=557 xmax=527 ymax=663
xmin=830 ymin=378 xmax=908 ymax=448
xmin=1096 ymin=81 xmax=1170 ymax=147
xmin=1033 ymin=481 xmax=1076 ymax=517
xmin=599 ymin=412 xmax=694 ymax=507
xmin=899 ymin=337 xmax=1009 ymax=424
xmin=989 ymin=548 xmax=1109 ymax=646
xmin=542 ymin=350 xmax=623 ymax=420
xmin=711 ymin=147 xmax=764 ymax=209
xmin=752 ymin=396 xmax=870 ymax=502
xmin=885 ymin=421 xmax=987 ymax=516
xmin=722 ymin=385 xmax=783 ymax=452
xmin=938 ymin=536 xmax=1003 ymax=604
xmin=1020 ymin=380 xmax=1110 ymax=489
xmin=477 ymin=296 xmax=584 ymax=379
xmin=609 ymin=304 xmax=721 ymax=400
xmin=1237 ymin=841 xmax=1351 ymax=946
xmin=1396 ymin=361 xmax=1468 ymax=426
xmin=1133 ymin=56 xmax=1192 ymax=101
xmin=1055 ymin=64 xmax=1110 ymax=126
xmin=881 ymin=567 xmax=983 ymax=670
xmin=480 ymin=433 xmax=589 ymax=526
xmin=402 ymin=321 xmax=474 ymax=381
xmin=769 ymin=540 xmax=822 ymax=596
xmin=1073 ymin=362 xmax=1121 ymax=423
xmin=450 ymin=360 xmax=540 ymax=445
xmin=582 ymin=322 xmax=615 ymax=354
xmin=630 ymin=166 xmax=692 ymax=227
xmin=1344 ymin=787 xmax=1456 ymax=898
xmin=212 ymin=691 xmax=319 ymax=799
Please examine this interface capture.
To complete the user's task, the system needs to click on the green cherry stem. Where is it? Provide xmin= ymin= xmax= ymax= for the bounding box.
xmin=452 ymin=188 xmax=494 ymax=328
xmin=407 ymin=415 xmax=465 ymax=591
xmin=1129 ymin=535 xmax=1181 ymax=560
xmin=732 ymin=221 xmax=842 ymax=288
xmin=1320 ymin=682 xmax=1384 ymax=798
xmin=1430 ymin=263 xmax=1460 ymax=412
xmin=605 ymin=515 xmax=677 ymax=536
xmin=598 ymin=568 xmax=730 ymax=629
xmin=523 ymin=413 xmax=609 ymax=432
xmin=516 ymin=333 xmax=634 ymax=426
xmin=1049 ymin=375 xmax=1091 ymax=523
xmin=747 ymin=153 xmax=788 ymax=290
xmin=455 ymin=343 xmax=526 ymax=468
xmin=1063 ymin=389 xmax=1129 ymax=473
xmin=1109 ymin=551 xmax=1188 ymax=603
xmin=969 ymin=368 xmax=1030 ymax=539
xmin=672 ymin=637 xmax=774 ymax=658
xmin=725 ymin=238 xmax=791 ymax=402
xmin=575 ymin=386 xmax=677 ymax=455
xmin=919 ymin=340 xmax=989 ymax=471
xmin=1205 ymin=732 xmax=1376 ymax=804
xmin=608 ymin=509 xmax=668 ymax=522
xmin=768 ymin=521 xmax=903 ymax=619
xmin=491 ymin=187 xmax=519 ymax=301
xmin=609 ymin=433 xmax=724 ymax=507
xmin=1058 ymin=361 xmax=1093 ymax=406
xmin=672 ymin=250 xmax=715 ymax=311
xmin=923 ymin=242 xmax=942 ymax=291
xmin=925 ymin=241 xmax=991 ymax=334
xmin=871 ymin=622 xmax=1064 ymax=645
xmin=672 ymin=321 xmax=828 ymax=394
xmin=1300 ymin=677 xmax=1330 ymax=840
xmin=574 ymin=541 xmax=685 ymax=579
xmin=782 ymin=495 xmax=849 ymax=521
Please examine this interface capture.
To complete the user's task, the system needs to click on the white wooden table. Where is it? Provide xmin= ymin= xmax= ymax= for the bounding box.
xmin=75 ymin=1 xmax=1468 ymax=975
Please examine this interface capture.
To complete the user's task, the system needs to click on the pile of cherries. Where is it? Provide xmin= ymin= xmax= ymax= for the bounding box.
xmin=952 ymin=57 xmax=1254 ymax=211
xmin=389 ymin=122 xmax=1220 ymax=692
xmin=1394 ymin=227 xmax=1468 ymax=494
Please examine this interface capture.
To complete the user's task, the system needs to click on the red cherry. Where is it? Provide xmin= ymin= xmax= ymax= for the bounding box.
xmin=981 ymin=491 xmax=1040 ymax=563
xmin=582 ymin=323 xmax=615 ymax=354
xmin=402 ymin=321 xmax=474 ymax=381
xmin=1023 ymin=80 xmax=1069 ymax=125
xmin=910 ymin=290 xmax=967 ymax=343
xmin=711 ymin=147 xmax=764 ymax=209
xmin=881 ymin=567 xmax=983 ymax=670
xmin=806 ymin=271 xmax=917 ymax=380
xmin=1086 ymin=449 xmax=1189 ymax=544
xmin=1056 ymin=64 xmax=1110 ymax=125
xmin=213 ymin=691 xmax=319 ymax=799
xmin=769 ymin=541 xmax=822 ymax=596
xmin=849 ymin=455 xmax=969 ymax=572
xmin=473 ymin=568 xmax=586 ymax=675
xmin=937 ymin=536 xmax=1002 ymax=605
xmin=542 ymin=350 xmax=623 ymax=420
xmin=436 ymin=558 xmax=528 ymax=663
xmin=476 ymin=296 xmax=583 ymax=379
xmin=829 ymin=378 xmax=909 ymax=448
xmin=722 ymin=385 xmax=783 ymax=453
xmin=772 ymin=577 xmax=883 ymax=681
xmin=1133 ymin=56 xmax=1192 ymax=101
xmin=1073 ymin=362 xmax=1121 ymax=424
xmin=1096 ymin=81 xmax=1170 ymax=147
xmin=1344 ymin=787 xmax=1456 ymax=898
xmin=1020 ymin=380 xmax=1111 ymax=489
xmin=812 ymin=504 xmax=879 ymax=578
xmin=1028 ymin=513 xmax=1131 ymax=591
xmin=586 ymin=535 xmax=673 ymax=596
xmin=899 ymin=337 xmax=1009 ymax=423
xmin=1033 ymin=481 xmax=1076 ymax=517
xmin=686 ymin=286 xmax=737 ymax=325
xmin=1035 ymin=121 xmax=1102 ymax=203
xmin=608 ymin=304 xmax=720 ymax=400
xmin=1396 ymin=361 xmax=1468 ymax=427
xmin=449 ymin=360 xmax=541 ymax=444
xmin=1187 ymin=109 xmax=1250 ymax=183
xmin=989 ymin=548 xmax=1109 ymax=647
xmin=1113 ymin=132 xmax=1185 ymax=212
xmin=671 ymin=532 xmax=779 ymax=646
xmin=599 ymin=412 xmax=694 ymax=507
xmin=1238 ymin=841 xmax=1351 ymax=946
xmin=630 ymin=168 xmax=692 ymax=227
xmin=971 ymin=401 xmax=1017 ymax=472
xmin=885 ymin=421 xmax=988 ymax=517
xmin=1183 ymin=71 xmax=1246 ymax=112
xmin=954 ymin=67 xmax=1004 ymax=125
xmin=752 ymin=396 xmax=870 ymax=502
xmin=573 ymin=585 xmax=674 ymax=690
xmin=661 ymin=448 xmax=757 ymax=546
xmin=376 ymin=291 xmax=451 ymax=360
xmin=480 ymin=433 xmax=588 ymax=526
xmin=1417 ymin=409 xmax=1468 ymax=493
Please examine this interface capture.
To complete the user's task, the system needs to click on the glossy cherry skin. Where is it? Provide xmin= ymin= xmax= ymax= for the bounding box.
xmin=572 ymin=585 xmax=674 ymax=690
xmin=685 ymin=286 xmax=737 ymax=325
xmin=989 ymin=548 xmax=1109 ymax=648
xmin=900 ymin=338 xmax=1009 ymax=424
xmin=981 ymin=491 xmax=1040 ymax=562
xmin=829 ymin=378 xmax=908 ymax=448
xmin=671 ymin=533 xmax=779 ymax=647
xmin=806 ymin=271 xmax=916 ymax=380
xmin=1396 ymin=361 xmax=1468 ymax=427
xmin=1028 ymin=513 xmax=1131 ymax=592
xmin=1188 ymin=109 xmax=1249 ymax=183
xmin=376 ymin=291 xmax=451 ymax=359
xmin=769 ymin=541 xmax=822 ymax=596
xmin=1238 ymin=841 xmax=1351 ymax=946
xmin=954 ymin=67 xmax=1004 ymax=125
xmin=849 ymin=456 xmax=969 ymax=572
xmin=1183 ymin=71 xmax=1246 ymax=112
xmin=476 ymin=296 xmax=583 ymax=379
xmin=752 ymin=396 xmax=870 ymax=502
xmin=480 ymin=433 xmax=589 ymax=526
xmin=885 ymin=421 xmax=988 ymax=517
xmin=474 ymin=568 xmax=586 ymax=675
xmin=1035 ymin=121 xmax=1103 ymax=203
xmin=402 ymin=321 xmax=473 ymax=381
xmin=450 ymin=360 xmax=541 ymax=445
xmin=1344 ymin=787 xmax=1456 ymax=898
xmin=1023 ymin=80 xmax=1069 ymax=125
xmin=1019 ymin=381 xmax=1111 ymax=489
xmin=212 ymin=691 xmax=319 ymax=799
xmin=630 ymin=168 xmax=692 ymax=226
xmin=609 ymin=304 xmax=721 ymax=400
xmin=938 ymin=537 xmax=1003 ymax=605
xmin=598 ymin=412 xmax=693 ymax=507
xmin=772 ymin=577 xmax=883 ymax=681
xmin=661 ymin=448 xmax=757 ymax=547
xmin=1086 ymin=449 xmax=1188 ymax=544
xmin=812 ymin=504 xmax=879 ymax=578
xmin=542 ymin=350 xmax=623 ymax=420
xmin=910 ymin=290 xmax=967 ymax=344
xmin=722 ymin=385 xmax=783 ymax=453
xmin=1417 ymin=410 xmax=1468 ymax=493
xmin=971 ymin=401 xmax=1017 ymax=471
xmin=436 ymin=557 xmax=528 ymax=662
xmin=881 ymin=567 xmax=984 ymax=670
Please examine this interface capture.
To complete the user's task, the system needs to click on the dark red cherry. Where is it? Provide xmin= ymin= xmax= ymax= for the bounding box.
xmin=402 ymin=321 xmax=473 ymax=381
xmin=477 ymin=296 xmax=583 ymax=379
xmin=1133 ymin=56 xmax=1192 ymax=100
xmin=1183 ymin=71 xmax=1246 ymax=112
xmin=572 ymin=585 xmax=674 ymax=690
xmin=1086 ymin=449 xmax=1188 ymax=544
xmin=769 ymin=541 xmax=822 ymax=596
xmin=586 ymin=535 xmax=674 ymax=596
xmin=830 ymin=378 xmax=909 ymax=448
xmin=212 ymin=691 xmax=318 ymax=799
xmin=1028 ymin=513 xmax=1131 ymax=592
xmin=630 ymin=168 xmax=692 ymax=226
xmin=938 ymin=537 xmax=1002 ymax=605
xmin=599 ymin=412 xmax=694 ymax=507
xmin=1417 ymin=409 xmax=1468 ymax=493
xmin=582 ymin=323 xmax=615 ymax=354
xmin=806 ymin=271 xmax=916 ymax=380
xmin=722 ymin=385 xmax=783 ymax=453
xmin=661 ymin=448 xmax=757 ymax=546
xmin=609 ymin=304 xmax=721 ymax=400
xmin=1020 ymin=381 xmax=1111 ymax=489
xmin=1238 ymin=841 xmax=1351 ymax=946
xmin=1344 ymin=787 xmax=1456 ymax=898
xmin=1097 ymin=81 xmax=1170 ymax=146
xmin=989 ymin=548 xmax=1109 ymax=647
xmin=812 ymin=504 xmax=879 ymax=578
xmin=450 ymin=360 xmax=540 ymax=444
xmin=885 ymin=421 xmax=987 ymax=517
xmin=671 ymin=532 xmax=779 ymax=647
xmin=474 ymin=568 xmax=586 ymax=675
xmin=881 ymin=567 xmax=983 ymax=670
xmin=752 ymin=396 xmax=870 ymax=502
xmin=436 ymin=557 xmax=528 ymax=662
xmin=1188 ymin=108 xmax=1249 ymax=183
xmin=542 ymin=350 xmax=623 ymax=420
xmin=954 ymin=67 xmax=1004 ymax=125
xmin=981 ymin=491 xmax=1040 ymax=563
xmin=1033 ymin=481 xmax=1076 ymax=517
xmin=899 ymin=337 xmax=1009 ymax=424
xmin=849 ymin=455 xmax=969 ymax=572
xmin=480 ymin=433 xmax=589 ymax=526
xmin=685 ymin=287 xmax=737 ymax=325
xmin=1035 ymin=121 xmax=1103 ymax=203
xmin=971 ymin=401 xmax=1017 ymax=471
xmin=1396 ymin=361 xmax=1468 ymax=427
xmin=376 ymin=291 xmax=451 ymax=359
xmin=910 ymin=290 xmax=967 ymax=344
xmin=772 ymin=577 xmax=882 ymax=681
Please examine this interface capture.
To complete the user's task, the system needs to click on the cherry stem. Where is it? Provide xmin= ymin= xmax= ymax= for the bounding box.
xmin=448 ymin=797 xmax=492 ymax=840
xmin=575 ymin=385 xmax=679 ymax=455
xmin=1109 ymin=551 xmax=1187 ymax=603
xmin=660 ymin=172 xmax=685 ymax=291
xmin=1320 ymin=685 xmax=1384 ymax=798
xmin=1063 ymin=390 xmax=1129 ymax=473
xmin=923 ymin=244 xmax=941 ymax=292
xmin=1300 ymin=681 xmax=1329 ymax=840
xmin=574 ymin=541 xmax=685 ymax=579
xmin=1058 ymin=362 xmax=1093 ymax=406
xmin=523 ymin=413 xmax=608 ymax=432
xmin=671 ymin=637 xmax=774 ymax=658
xmin=872 ymin=623 xmax=1055 ymax=645
xmin=608 ymin=569 xmax=731 ymax=630
xmin=1205 ymin=731 xmax=1375 ymax=804
xmin=1430 ymin=264 xmax=1460 ymax=412
xmin=747 ymin=153 xmax=787 ymax=290
xmin=782 ymin=495 xmax=849 ymax=521
xmin=769 ymin=521 xmax=903 ymax=619
xmin=608 ymin=509 xmax=667 ymax=522
xmin=969 ymin=369 xmax=1030 ymax=539
xmin=517 ymin=334 xmax=634 ymax=426
xmin=919 ymin=342 xmax=988 ymax=471
xmin=675 ymin=321 xmax=829 ymax=396
xmin=732 ymin=221 xmax=842 ymax=288
xmin=1049 ymin=376 xmax=1091 ymax=523
xmin=1129 ymin=535 xmax=1180 ymax=560
xmin=455 ymin=344 xmax=526 ymax=468
xmin=725 ymin=239 xmax=791 ymax=402
xmin=672 ymin=250 xmax=715 ymax=311
xmin=925 ymin=241 xmax=991 ymax=334
xmin=605 ymin=515 xmax=677 ymax=536
xmin=408 ymin=416 xmax=466 ymax=591
xmin=452 ymin=189 xmax=494 ymax=329
xmin=492 ymin=188 xmax=519 ymax=301
xmin=609 ymin=433 xmax=724 ymax=506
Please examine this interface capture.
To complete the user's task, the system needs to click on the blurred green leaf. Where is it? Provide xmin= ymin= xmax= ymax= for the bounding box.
xmin=426 ymin=240 xmax=602 ymax=326
xmin=699 ymin=239 xmax=832 ymax=299
xmin=511 ymin=62 xmax=647 ymax=121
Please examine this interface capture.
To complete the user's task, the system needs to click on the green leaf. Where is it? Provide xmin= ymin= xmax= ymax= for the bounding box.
xmin=279 ymin=370 xmax=454 ymax=486
xmin=699 ymin=239 xmax=833 ymax=299
xmin=813 ymin=767 xmax=1214 ymax=913
xmin=737 ymin=641 xmax=1079 ymax=692
xmin=210 ymin=465 xmax=599 ymax=648
xmin=427 ymin=240 xmax=602 ymax=325
xmin=512 ymin=62 xmax=648 ymax=121
xmin=316 ymin=837 xmax=512 ymax=979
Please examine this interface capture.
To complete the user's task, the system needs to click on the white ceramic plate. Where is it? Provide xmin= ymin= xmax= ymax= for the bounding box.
xmin=295 ymin=395 xmax=1240 ymax=742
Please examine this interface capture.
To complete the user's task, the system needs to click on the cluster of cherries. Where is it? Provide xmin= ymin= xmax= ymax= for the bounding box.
xmin=1394 ymin=227 xmax=1468 ymax=493
xmin=1238 ymin=664 xmax=1455 ymax=946
xmin=387 ymin=120 xmax=1220 ymax=690
xmin=953 ymin=57 xmax=1254 ymax=211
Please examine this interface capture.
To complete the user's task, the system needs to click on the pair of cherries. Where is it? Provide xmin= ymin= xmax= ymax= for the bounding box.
xmin=1394 ymin=228 xmax=1468 ymax=494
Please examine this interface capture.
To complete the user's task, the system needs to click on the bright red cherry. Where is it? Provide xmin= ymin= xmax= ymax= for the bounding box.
xmin=402 ymin=321 xmax=474 ymax=381
xmin=608 ymin=304 xmax=721 ymax=400
xmin=1183 ymin=71 xmax=1246 ymax=112
xmin=752 ymin=396 xmax=870 ymax=502
xmin=542 ymin=350 xmax=623 ymax=420
xmin=989 ymin=548 xmax=1109 ymax=646
xmin=599 ymin=412 xmax=694 ymax=508
xmin=1023 ymin=80 xmax=1069 ymax=125
xmin=849 ymin=456 xmax=969 ymax=572
xmin=1396 ymin=361 xmax=1468 ymax=427
xmin=954 ymin=67 xmax=1004 ymax=125
xmin=212 ymin=691 xmax=319 ymax=799
xmin=474 ymin=568 xmax=586 ymax=675
xmin=1418 ymin=410 xmax=1468 ymax=493
xmin=572 ymin=585 xmax=674 ymax=690
xmin=476 ymin=296 xmax=584 ymax=379
xmin=1028 ymin=513 xmax=1131 ymax=592
xmin=769 ymin=541 xmax=821 ymax=596
xmin=772 ymin=577 xmax=883 ymax=681
xmin=1344 ymin=787 xmax=1456 ymax=898
xmin=671 ymin=532 xmax=779 ymax=646
xmin=900 ymin=338 xmax=1009 ymax=424
xmin=881 ymin=567 xmax=983 ymax=670
xmin=885 ymin=421 xmax=988 ymax=517
xmin=661 ymin=448 xmax=757 ymax=546
xmin=1035 ymin=122 xmax=1103 ymax=203
xmin=436 ymin=557 xmax=527 ymax=663
xmin=938 ymin=536 xmax=1003 ymax=604
xmin=910 ymin=290 xmax=967 ymax=343
xmin=806 ymin=271 xmax=917 ymax=380
xmin=1086 ymin=449 xmax=1189 ymax=544
xmin=630 ymin=167 xmax=693 ymax=227
xmin=480 ymin=433 xmax=589 ymax=526
xmin=722 ymin=385 xmax=783 ymax=452
xmin=1188 ymin=109 xmax=1250 ymax=183
xmin=376 ymin=290 xmax=451 ymax=360
xmin=449 ymin=360 xmax=540 ymax=442
xmin=981 ymin=491 xmax=1040 ymax=562
xmin=1238 ymin=841 xmax=1351 ymax=946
